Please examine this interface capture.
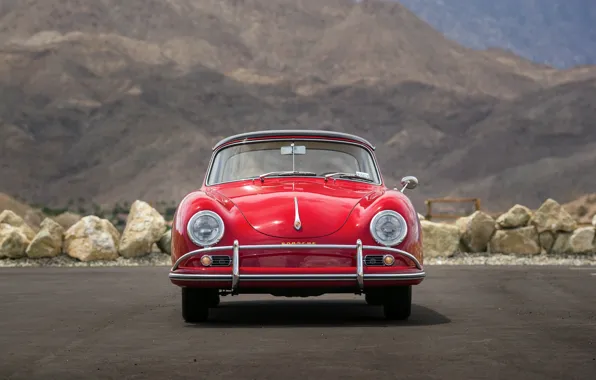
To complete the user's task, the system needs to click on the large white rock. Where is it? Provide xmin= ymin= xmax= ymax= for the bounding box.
xmin=64 ymin=216 xmax=120 ymax=262
xmin=456 ymin=211 xmax=496 ymax=252
xmin=569 ymin=227 xmax=596 ymax=254
xmin=496 ymin=204 xmax=532 ymax=229
xmin=529 ymin=199 xmax=577 ymax=233
xmin=0 ymin=223 xmax=29 ymax=259
xmin=118 ymin=200 xmax=167 ymax=258
xmin=156 ymin=230 xmax=172 ymax=255
xmin=0 ymin=210 xmax=36 ymax=242
xmin=551 ymin=227 xmax=595 ymax=254
xmin=488 ymin=226 xmax=541 ymax=255
xmin=26 ymin=218 xmax=64 ymax=258
xmin=421 ymin=220 xmax=461 ymax=258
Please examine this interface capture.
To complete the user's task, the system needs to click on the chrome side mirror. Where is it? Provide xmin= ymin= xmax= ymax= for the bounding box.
xmin=399 ymin=176 xmax=418 ymax=192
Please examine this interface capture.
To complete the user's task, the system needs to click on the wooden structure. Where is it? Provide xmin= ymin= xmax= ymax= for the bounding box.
xmin=425 ymin=197 xmax=481 ymax=221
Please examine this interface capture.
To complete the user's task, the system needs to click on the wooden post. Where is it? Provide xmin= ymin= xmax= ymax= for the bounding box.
xmin=423 ymin=197 xmax=481 ymax=221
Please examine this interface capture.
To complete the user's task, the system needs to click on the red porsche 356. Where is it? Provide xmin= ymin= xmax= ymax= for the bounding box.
xmin=169 ymin=130 xmax=425 ymax=322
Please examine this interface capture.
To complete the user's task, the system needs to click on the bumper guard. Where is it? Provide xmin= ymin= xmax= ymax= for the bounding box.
xmin=169 ymin=239 xmax=425 ymax=291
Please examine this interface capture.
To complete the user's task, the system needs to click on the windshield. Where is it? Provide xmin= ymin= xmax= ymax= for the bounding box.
xmin=206 ymin=140 xmax=381 ymax=185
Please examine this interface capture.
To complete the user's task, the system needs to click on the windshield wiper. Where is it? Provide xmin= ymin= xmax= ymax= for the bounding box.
xmin=258 ymin=171 xmax=317 ymax=182
xmin=324 ymin=172 xmax=375 ymax=183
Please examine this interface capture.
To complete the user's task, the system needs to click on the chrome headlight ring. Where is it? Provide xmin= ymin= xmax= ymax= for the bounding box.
xmin=369 ymin=210 xmax=408 ymax=247
xmin=186 ymin=210 xmax=225 ymax=247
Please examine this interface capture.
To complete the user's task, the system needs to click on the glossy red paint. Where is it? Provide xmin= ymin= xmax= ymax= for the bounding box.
xmin=169 ymin=131 xmax=424 ymax=295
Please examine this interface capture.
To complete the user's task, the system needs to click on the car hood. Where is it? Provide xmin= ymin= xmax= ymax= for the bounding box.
xmin=208 ymin=180 xmax=377 ymax=238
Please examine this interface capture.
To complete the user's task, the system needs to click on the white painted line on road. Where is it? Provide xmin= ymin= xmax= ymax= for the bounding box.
xmin=569 ymin=267 xmax=596 ymax=270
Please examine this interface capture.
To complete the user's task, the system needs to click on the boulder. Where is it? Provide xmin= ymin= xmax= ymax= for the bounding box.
xmin=539 ymin=231 xmax=556 ymax=253
xmin=52 ymin=212 xmax=82 ymax=230
xmin=25 ymin=218 xmax=64 ymax=258
xmin=421 ymin=220 xmax=461 ymax=257
xmin=157 ymin=230 xmax=172 ymax=255
xmin=64 ymin=216 xmax=120 ymax=262
xmin=551 ymin=232 xmax=572 ymax=254
xmin=488 ymin=226 xmax=541 ymax=255
xmin=456 ymin=211 xmax=496 ymax=252
xmin=529 ymin=199 xmax=576 ymax=233
xmin=0 ymin=223 xmax=29 ymax=259
xmin=496 ymin=204 xmax=532 ymax=229
xmin=0 ymin=210 xmax=36 ymax=242
xmin=569 ymin=227 xmax=596 ymax=254
xmin=551 ymin=227 xmax=595 ymax=254
xmin=118 ymin=200 xmax=167 ymax=258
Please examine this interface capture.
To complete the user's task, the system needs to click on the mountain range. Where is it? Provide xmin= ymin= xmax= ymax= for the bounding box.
xmin=0 ymin=0 xmax=595 ymax=214
xmin=398 ymin=0 xmax=596 ymax=68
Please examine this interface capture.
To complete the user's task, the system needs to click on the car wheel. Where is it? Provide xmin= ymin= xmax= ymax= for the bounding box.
xmin=207 ymin=292 xmax=220 ymax=308
xmin=365 ymin=292 xmax=384 ymax=306
xmin=181 ymin=287 xmax=210 ymax=323
xmin=382 ymin=286 xmax=412 ymax=320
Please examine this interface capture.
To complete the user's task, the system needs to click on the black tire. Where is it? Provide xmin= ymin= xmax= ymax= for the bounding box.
xmin=207 ymin=292 xmax=220 ymax=308
xmin=365 ymin=292 xmax=384 ymax=306
xmin=181 ymin=287 xmax=210 ymax=323
xmin=382 ymin=286 xmax=412 ymax=320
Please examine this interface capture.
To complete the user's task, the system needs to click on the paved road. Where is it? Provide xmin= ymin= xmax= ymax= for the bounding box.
xmin=0 ymin=266 xmax=595 ymax=380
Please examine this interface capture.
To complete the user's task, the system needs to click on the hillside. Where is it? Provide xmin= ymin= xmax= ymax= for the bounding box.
xmin=398 ymin=0 xmax=596 ymax=68
xmin=0 ymin=0 xmax=595 ymax=212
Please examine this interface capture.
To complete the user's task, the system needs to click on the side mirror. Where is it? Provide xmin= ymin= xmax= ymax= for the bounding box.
xmin=399 ymin=176 xmax=418 ymax=192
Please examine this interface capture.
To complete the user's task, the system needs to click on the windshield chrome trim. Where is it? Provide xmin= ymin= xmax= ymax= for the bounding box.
xmin=212 ymin=130 xmax=376 ymax=151
xmin=204 ymin=138 xmax=383 ymax=187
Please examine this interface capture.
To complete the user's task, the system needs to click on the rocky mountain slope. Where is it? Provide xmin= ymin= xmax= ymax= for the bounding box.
xmin=398 ymin=0 xmax=596 ymax=68
xmin=0 ymin=0 xmax=595 ymax=212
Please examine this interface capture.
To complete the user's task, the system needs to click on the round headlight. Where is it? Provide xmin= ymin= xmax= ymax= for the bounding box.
xmin=187 ymin=210 xmax=224 ymax=247
xmin=369 ymin=210 xmax=408 ymax=246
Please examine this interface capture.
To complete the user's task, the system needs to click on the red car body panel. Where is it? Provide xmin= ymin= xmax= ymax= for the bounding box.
xmin=169 ymin=131 xmax=425 ymax=294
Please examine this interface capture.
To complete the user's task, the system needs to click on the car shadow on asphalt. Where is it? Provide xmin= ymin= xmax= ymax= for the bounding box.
xmin=190 ymin=300 xmax=450 ymax=328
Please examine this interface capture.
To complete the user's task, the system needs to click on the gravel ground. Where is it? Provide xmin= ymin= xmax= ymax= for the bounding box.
xmin=0 ymin=252 xmax=595 ymax=267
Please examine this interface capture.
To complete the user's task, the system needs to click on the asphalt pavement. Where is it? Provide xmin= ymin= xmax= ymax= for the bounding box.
xmin=0 ymin=265 xmax=595 ymax=380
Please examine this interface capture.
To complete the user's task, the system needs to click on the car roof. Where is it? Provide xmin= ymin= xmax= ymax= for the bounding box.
xmin=212 ymin=129 xmax=376 ymax=150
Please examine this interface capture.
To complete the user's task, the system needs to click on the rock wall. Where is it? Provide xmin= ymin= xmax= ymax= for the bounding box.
xmin=422 ymin=199 xmax=596 ymax=258
xmin=0 ymin=200 xmax=171 ymax=262
xmin=1 ymin=197 xmax=595 ymax=263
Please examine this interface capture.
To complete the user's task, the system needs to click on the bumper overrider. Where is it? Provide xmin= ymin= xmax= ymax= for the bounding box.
xmin=169 ymin=239 xmax=425 ymax=291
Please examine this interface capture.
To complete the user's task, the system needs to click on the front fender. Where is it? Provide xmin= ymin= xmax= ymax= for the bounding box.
xmin=341 ymin=189 xmax=423 ymax=265
xmin=171 ymin=190 xmax=244 ymax=264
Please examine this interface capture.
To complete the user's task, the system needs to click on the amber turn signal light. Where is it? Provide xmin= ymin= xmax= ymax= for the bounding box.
xmin=383 ymin=255 xmax=395 ymax=266
xmin=200 ymin=255 xmax=213 ymax=266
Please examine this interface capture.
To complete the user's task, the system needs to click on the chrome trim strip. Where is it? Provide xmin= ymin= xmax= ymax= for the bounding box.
xmin=294 ymin=197 xmax=302 ymax=231
xmin=169 ymin=272 xmax=426 ymax=282
xmin=232 ymin=240 xmax=240 ymax=291
xmin=212 ymin=130 xmax=376 ymax=151
xmin=171 ymin=243 xmax=423 ymax=271
xmin=356 ymin=239 xmax=364 ymax=290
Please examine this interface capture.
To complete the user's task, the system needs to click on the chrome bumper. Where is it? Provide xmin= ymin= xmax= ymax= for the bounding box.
xmin=169 ymin=239 xmax=425 ymax=291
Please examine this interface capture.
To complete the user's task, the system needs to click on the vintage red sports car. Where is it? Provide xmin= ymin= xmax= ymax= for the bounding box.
xmin=169 ymin=130 xmax=425 ymax=322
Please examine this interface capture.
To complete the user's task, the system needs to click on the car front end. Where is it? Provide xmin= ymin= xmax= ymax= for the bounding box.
xmin=168 ymin=131 xmax=425 ymax=322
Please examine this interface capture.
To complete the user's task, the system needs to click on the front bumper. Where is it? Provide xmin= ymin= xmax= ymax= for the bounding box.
xmin=169 ymin=239 xmax=425 ymax=291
